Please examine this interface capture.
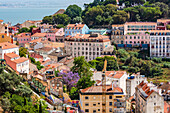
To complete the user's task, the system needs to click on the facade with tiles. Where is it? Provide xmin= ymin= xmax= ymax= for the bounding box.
xmin=125 ymin=32 xmax=150 ymax=45
xmin=135 ymin=81 xmax=164 ymax=113
xmin=111 ymin=25 xmax=125 ymax=44
xmin=65 ymin=24 xmax=89 ymax=37
xmin=65 ymin=33 xmax=111 ymax=61
xmin=150 ymin=30 xmax=170 ymax=58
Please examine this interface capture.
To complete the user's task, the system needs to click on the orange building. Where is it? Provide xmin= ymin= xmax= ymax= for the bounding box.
xmin=0 ymin=33 xmax=12 ymax=43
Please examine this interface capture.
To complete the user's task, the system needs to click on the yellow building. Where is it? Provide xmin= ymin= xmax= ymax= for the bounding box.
xmin=0 ymin=33 xmax=11 ymax=43
xmin=79 ymin=85 xmax=126 ymax=113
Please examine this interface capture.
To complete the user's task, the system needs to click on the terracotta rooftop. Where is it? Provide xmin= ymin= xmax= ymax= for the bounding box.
xmin=125 ymin=22 xmax=157 ymax=25
xmin=157 ymin=19 xmax=170 ymax=23
xmin=80 ymin=85 xmax=123 ymax=94
xmin=12 ymin=57 xmax=29 ymax=64
xmin=137 ymin=81 xmax=155 ymax=99
xmin=66 ymin=24 xmax=85 ymax=30
xmin=5 ymin=53 xmax=19 ymax=58
xmin=65 ymin=34 xmax=110 ymax=41
xmin=0 ymin=20 xmax=3 ymax=22
xmin=35 ymin=47 xmax=53 ymax=52
xmin=31 ymin=33 xmax=46 ymax=37
xmin=105 ymin=71 xmax=126 ymax=79
xmin=0 ymin=42 xmax=18 ymax=49
xmin=17 ymin=33 xmax=31 ymax=38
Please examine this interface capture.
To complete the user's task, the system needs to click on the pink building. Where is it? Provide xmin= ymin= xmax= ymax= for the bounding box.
xmin=16 ymin=33 xmax=31 ymax=47
xmin=125 ymin=32 xmax=150 ymax=46
xmin=46 ymin=28 xmax=64 ymax=42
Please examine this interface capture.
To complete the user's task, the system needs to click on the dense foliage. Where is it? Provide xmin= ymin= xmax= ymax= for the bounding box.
xmin=69 ymin=56 xmax=95 ymax=99
xmin=89 ymin=56 xmax=119 ymax=71
xmin=42 ymin=0 xmax=170 ymax=27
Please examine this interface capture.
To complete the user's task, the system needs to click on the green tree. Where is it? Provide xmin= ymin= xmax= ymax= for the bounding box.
xmin=15 ymin=85 xmax=32 ymax=97
xmin=71 ymin=56 xmax=92 ymax=77
xmin=29 ymin=25 xmax=36 ymax=33
xmin=65 ymin=5 xmax=82 ymax=19
xmin=53 ymin=14 xmax=71 ymax=25
xmin=42 ymin=16 xmax=53 ymax=24
xmin=72 ymin=16 xmax=83 ymax=24
xmin=19 ymin=27 xmax=29 ymax=33
xmin=153 ymin=2 xmax=169 ymax=18
xmin=19 ymin=47 xmax=28 ymax=57
xmin=166 ymin=24 xmax=170 ymax=30
xmin=69 ymin=87 xmax=79 ymax=100
xmin=112 ymin=10 xmax=129 ymax=24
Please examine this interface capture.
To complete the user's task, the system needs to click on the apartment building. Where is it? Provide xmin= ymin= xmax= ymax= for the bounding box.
xmin=111 ymin=24 xmax=125 ymax=45
xmin=65 ymin=24 xmax=89 ymax=37
xmin=0 ymin=42 xmax=19 ymax=59
xmin=126 ymin=73 xmax=147 ymax=98
xmin=124 ymin=22 xmax=157 ymax=34
xmin=150 ymin=30 xmax=170 ymax=58
xmin=16 ymin=33 xmax=31 ymax=47
xmin=65 ymin=33 xmax=111 ymax=61
xmin=135 ymin=81 xmax=164 ymax=113
xmin=124 ymin=32 xmax=150 ymax=46
xmin=46 ymin=28 xmax=64 ymax=42
xmin=4 ymin=53 xmax=29 ymax=74
xmin=79 ymin=85 xmax=125 ymax=113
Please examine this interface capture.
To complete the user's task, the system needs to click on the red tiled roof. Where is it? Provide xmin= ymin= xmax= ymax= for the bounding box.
xmin=66 ymin=24 xmax=85 ymax=29
xmin=80 ymin=85 xmax=123 ymax=93
xmin=0 ymin=42 xmax=18 ymax=49
xmin=137 ymin=81 xmax=155 ymax=98
xmin=125 ymin=22 xmax=157 ymax=25
xmin=5 ymin=53 xmax=19 ymax=58
xmin=105 ymin=71 xmax=126 ymax=79
xmin=12 ymin=57 xmax=29 ymax=64
xmin=31 ymin=33 xmax=46 ymax=37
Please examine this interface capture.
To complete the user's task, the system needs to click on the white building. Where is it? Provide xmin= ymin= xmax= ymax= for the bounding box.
xmin=150 ymin=30 xmax=170 ymax=58
xmin=4 ymin=53 xmax=29 ymax=74
xmin=126 ymin=72 xmax=147 ymax=98
xmin=92 ymin=71 xmax=129 ymax=93
xmin=65 ymin=33 xmax=111 ymax=61
xmin=135 ymin=81 xmax=164 ymax=113
xmin=0 ymin=42 xmax=19 ymax=59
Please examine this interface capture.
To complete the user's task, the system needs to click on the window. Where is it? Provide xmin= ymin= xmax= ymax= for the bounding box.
xmin=116 ymin=96 xmax=122 ymax=98
xmin=109 ymin=96 xmax=112 ymax=99
xmin=93 ymin=103 xmax=96 ymax=106
xmin=85 ymin=96 xmax=89 ymax=99
xmin=109 ymin=108 xmax=112 ymax=112
xmin=98 ymin=109 xmax=100 ymax=111
xmin=2 ymin=35 xmax=4 ymax=38
xmin=109 ymin=102 xmax=112 ymax=106
xmin=93 ymin=110 xmax=96 ymax=113
xmin=85 ymin=103 xmax=89 ymax=106
xmin=154 ymin=103 xmax=156 ymax=105
xmin=85 ymin=109 xmax=89 ymax=112
xmin=154 ymin=96 xmax=156 ymax=98
xmin=98 ymin=103 xmax=100 ymax=105
xmin=130 ymin=36 xmax=132 ymax=39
